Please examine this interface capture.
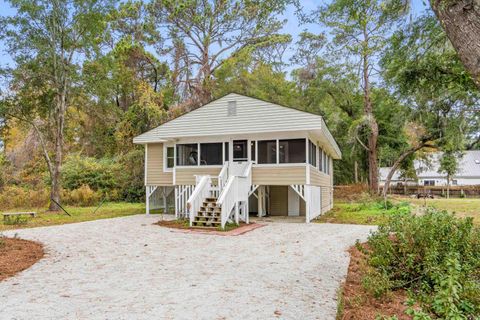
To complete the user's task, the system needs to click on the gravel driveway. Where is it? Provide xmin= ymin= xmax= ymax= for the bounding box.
xmin=0 ymin=215 xmax=372 ymax=320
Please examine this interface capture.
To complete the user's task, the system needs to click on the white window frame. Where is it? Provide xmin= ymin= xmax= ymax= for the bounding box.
xmin=163 ymin=144 xmax=175 ymax=172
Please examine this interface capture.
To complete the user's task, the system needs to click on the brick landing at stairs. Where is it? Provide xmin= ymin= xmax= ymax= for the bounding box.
xmin=170 ymin=222 xmax=266 ymax=236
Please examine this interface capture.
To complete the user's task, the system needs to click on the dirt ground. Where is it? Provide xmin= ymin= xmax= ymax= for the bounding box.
xmin=339 ymin=245 xmax=410 ymax=320
xmin=0 ymin=237 xmax=44 ymax=281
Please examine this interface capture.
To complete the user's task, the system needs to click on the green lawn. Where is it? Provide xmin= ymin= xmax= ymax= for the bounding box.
xmin=393 ymin=196 xmax=480 ymax=225
xmin=0 ymin=202 xmax=148 ymax=231
xmin=316 ymin=200 xmax=410 ymax=225
xmin=317 ymin=196 xmax=480 ymax=226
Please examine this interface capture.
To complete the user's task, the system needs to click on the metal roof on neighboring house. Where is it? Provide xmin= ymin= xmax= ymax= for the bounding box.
xmin=133 ymin=93 xmax=342 ymax=159
xmin=379 ymin=150 xmax=480 ymax=180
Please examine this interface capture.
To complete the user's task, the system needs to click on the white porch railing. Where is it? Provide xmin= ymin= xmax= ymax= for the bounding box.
xmin=175 ymin=185 xmax=194 ymax=218
xmin=187 ymin=176 xmax=212 ymax=227
xmin=217 ymin=162 xmax=252 ymax=229
xmin=187 ymin=175 xmax=212 ymax=227
xmin=218 ymin=161 xmax=229 ymax=195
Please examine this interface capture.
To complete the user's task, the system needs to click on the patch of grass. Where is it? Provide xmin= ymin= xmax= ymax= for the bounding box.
xmin=336 ymin=286 xmax=345 ymax=320
xmin=3 ymin=215 xmax=30 ymax=225
xmin=393 ymin=196 xmax=480 ymax=225
xmin=219 ymin=222 xmax=242 ymax=232
xmin=316 ymin=200 xmax=411 ymax=225
xmin=0 ymin=202 xmax=145 ymax=231
xmin=155 ymin=219 xmax=190 ymax=229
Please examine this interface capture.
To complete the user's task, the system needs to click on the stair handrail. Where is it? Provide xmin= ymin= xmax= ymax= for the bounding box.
xmin=217 ymin=161 xmax=253 ymax=229
xmin=218 ymin=161 xmax=229 ymax=195
xmin=187 ymin=175 xmax=211 ymax=226
xmin=217 ymin=176 xmax=237 ymax=229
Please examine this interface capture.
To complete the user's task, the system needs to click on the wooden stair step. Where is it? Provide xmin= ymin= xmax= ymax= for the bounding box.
xmin=197 ymin=213 xmax=220 ymax=217
xmin=195 ymin=220 xmax=220 ymax=224
xmin=193 ymin=218 xmax=218 ymax=221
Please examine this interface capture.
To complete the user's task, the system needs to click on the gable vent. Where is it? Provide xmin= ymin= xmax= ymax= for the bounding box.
xmin=227 ymin=101 xmax=237 ymax=116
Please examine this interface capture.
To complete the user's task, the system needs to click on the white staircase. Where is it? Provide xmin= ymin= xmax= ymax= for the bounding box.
xmin=187 ymin=161 xmax=253 ymax=229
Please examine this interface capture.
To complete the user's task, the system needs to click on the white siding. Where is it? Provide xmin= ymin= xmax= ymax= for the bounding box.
xmin=305 ymin=185 xmax=322 ymax=221
xmin=133 ymin=93 xmax=341 ymax=158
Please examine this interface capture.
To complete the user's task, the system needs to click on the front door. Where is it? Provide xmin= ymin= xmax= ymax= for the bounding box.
xmin=232 ymin=140 xmax=248 ymax=162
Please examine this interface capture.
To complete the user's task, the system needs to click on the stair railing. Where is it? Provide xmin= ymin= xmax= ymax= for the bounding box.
xmin=217 ymin=162 xmax=253 ymax=229
xmin=187 ymin=175 xmax=211 ymax=227
xmin=218 ymin=161 xmax=229 ymax=195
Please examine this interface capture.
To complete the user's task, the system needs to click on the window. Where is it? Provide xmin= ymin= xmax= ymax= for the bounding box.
xmin=452 ymin=180 xmax=458 ymax=185
xmin=308 ymin=140 xmax=317 ymax=166
xmin=224 ymin=142 xmax=229 ymax=161
xmin=233 ymin=140 xmax=248 ymax=161
xmin=200 ymin=143 xmax=222 ymax=165
xmin=258 ymin=140 xmax=277 ymax=164
xmin=251 ymin=141 xmax=256 ymax=162
xmin=279 ymin=139 xmax=306 ymax=163
xmin=176 ymin=144 xmax=198 ymax=166
xmin=318 ymin=148 xmax=323 ymax=172
xmin=166 ymin=147 xmax=174 ymax=168
xmin=323 ymin=150 xmax=327 ymax=173
xmin=424 ymin=180 xmax=435 ymax=186
xmin=326 ymin=155 xmax=330 ymax=174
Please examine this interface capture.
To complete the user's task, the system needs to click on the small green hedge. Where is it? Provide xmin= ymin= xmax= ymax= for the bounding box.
xmin=362 ymin=209 xmax=480 ymax=319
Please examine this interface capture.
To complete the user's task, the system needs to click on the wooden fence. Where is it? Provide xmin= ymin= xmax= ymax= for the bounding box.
xmin=387 ymin=185 xmax=480 ymax=198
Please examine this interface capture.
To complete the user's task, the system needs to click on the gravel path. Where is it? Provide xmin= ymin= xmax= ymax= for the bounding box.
xmin=0 ymin=215 xmax=373 ymax=320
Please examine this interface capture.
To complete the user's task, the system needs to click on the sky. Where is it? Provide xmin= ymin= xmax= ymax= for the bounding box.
xmin=0 ymin=0 xmax=430 ymax=71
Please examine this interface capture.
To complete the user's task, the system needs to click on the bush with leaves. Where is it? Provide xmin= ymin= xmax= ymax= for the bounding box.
xmin=0 ymin=185 xmax=49 ymax=210
xmin=62 ymin=185 xmax=102 ymax=207
xmin=363 ymin=209 xmax=480 ymax=318
xmin=62 ymin=155 xmax=119 ymax=193
xmin=61 ymin=152 xmax=145 ymax=203
xmin=115 ymin=149 xmax=145 ymax=202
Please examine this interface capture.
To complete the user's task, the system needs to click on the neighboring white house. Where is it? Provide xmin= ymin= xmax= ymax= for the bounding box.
xmin=133 ymin=93 xmax=341 ymax=228
xmin=379 ymin=150 xmax=480 ymax=187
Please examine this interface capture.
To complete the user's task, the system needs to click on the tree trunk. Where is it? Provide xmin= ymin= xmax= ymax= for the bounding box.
xmin=382 ymin=144 xmax=427 ymax=201
xmin=48 ymin=91 xmax=66 ymax=211
xmin=354 ymin=161 xmax=359 ymax=183
xmin=446 ymin=175 xmax=450 ymax=199
xmin=431 ymin=0 xmax=480 ymax=88
xmin=362 ymin=48 xmax=379 ymax=193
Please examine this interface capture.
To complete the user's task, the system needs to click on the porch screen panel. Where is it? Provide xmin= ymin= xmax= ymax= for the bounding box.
xmin=200 ymin=143 xmax=223 ymax=165
xmin=224 ymin=142 xmax=229 ymax=161
xmin=258 ymin=140 xmax=277 ymax=164
xmin=279 ymin=139 xmax=306 ymax=163
xmin=176 ymin=144 xmax=198 ymax=166
xmin=308 ymin=140 xmax=317 ymax=166
xmin=251 ymin=141 xmax=256 ymax=162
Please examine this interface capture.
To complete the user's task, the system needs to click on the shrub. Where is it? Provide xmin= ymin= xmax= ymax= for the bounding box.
xmin=62 ymin=155 xmax=119 ymax=192
xmin=62 ymin=185 xmax=102 ymax=207
xmin=364 ymin=209 xmax=480 ymax=318
xmin=115 ymin=149 xmax=145 ymax=202
xmin=61 ymin=152 xmax=145 ymax=203
xmin=0 ymin=185 xmax=49 ymax=210
xmin=3 ymin=214 xmax=30 ymax=225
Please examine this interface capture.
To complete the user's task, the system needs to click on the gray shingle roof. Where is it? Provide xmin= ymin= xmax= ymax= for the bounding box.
xmin=380 ymin=150 xmax=480 ymax=180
